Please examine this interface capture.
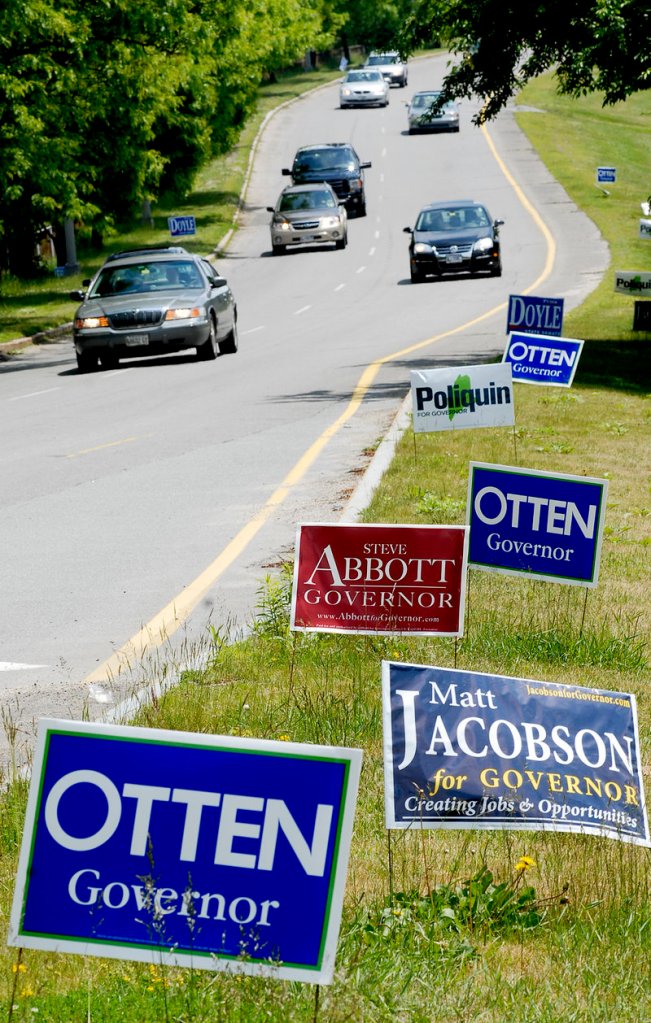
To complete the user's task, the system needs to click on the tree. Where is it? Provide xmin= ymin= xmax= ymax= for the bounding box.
xmin=398 ymin=0 xmax=650 ymax=122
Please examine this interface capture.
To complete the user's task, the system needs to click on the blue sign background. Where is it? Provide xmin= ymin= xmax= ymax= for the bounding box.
xmin=14 ymin=727 xmax=354 ymax=975
xmin=467 ymin=463 xmax=607 ymax=586
xmin=382 ymin=661 xmax=649 ymax=845
xmin=168 ymin=215 xmax=196 ymax=237
xmin=503 ymin=332 xmax=583 ymax=387
xmin=506 ymin=294 xmax=564 ymax=336
xmin=597 ymin=166 xmax=616 ymax=184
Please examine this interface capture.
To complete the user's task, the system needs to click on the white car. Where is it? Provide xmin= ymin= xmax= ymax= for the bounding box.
xmin=363 ymin=51 xmax=408 ymax=87
xmin=340 ymin=69 xmax=390 ymax=108
xmin=267 ymin=183 xmax=348 ymax=255
xmin=407 ymin=91 xmax=460 ymax=133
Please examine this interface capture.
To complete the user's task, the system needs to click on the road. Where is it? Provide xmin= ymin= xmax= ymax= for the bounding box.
xmin=0 ymin=54 xmax=607 ymax=770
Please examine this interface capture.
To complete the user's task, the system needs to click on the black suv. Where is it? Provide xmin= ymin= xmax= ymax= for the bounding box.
xmin=282 ymin=143 xmax=371 ymax=217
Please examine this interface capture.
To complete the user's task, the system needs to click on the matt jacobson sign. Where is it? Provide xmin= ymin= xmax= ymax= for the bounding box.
xmin=291 ymin=523 xmax=468 ymax=636
xmin=466 ymin=462 xmax=608 ymax=586
xmin=411 ymin=363 xmax=514 ymax=433
xmin=382 ymin=662 xmax=649 ymax=846
xmin=506 ymin=294 xmax=564 ymax=336
xmin=503 ymin=332 xmax=584 ymax=387
xmin=9 ymin=721 xmax=362 ymax=984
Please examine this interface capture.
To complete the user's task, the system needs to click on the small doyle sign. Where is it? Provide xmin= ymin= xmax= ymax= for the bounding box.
xmin=9 ymin=720 xmax=362 ymax=984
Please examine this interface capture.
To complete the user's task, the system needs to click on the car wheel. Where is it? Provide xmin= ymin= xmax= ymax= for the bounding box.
xmin=410 ymin=267 xmax=425 ymax=284
xmin=219 ymin=319 xmax=239 ymax=355
xmin=335 ymin=233 xmax=347 ymax=250
xmin=76 ymin=349 xmax=98 ymax=373
xmin=490 ymin=259 xmax=503 ymax=277
xmin=357 ymin=200 xmax=367 ymax=218
xmin=272 ymin=243 xmax=286 ymax=256
xmin=99 ymin=350 xmax=119 ymax=370
xmin=196 ymin=316 xmax=218 ymax=361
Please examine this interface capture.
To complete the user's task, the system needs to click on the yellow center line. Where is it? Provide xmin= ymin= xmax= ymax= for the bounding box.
xmin=67 ymin=436 xmax=147 ymax=459
xmin=86 ymin=123 xmax=555 ymax=684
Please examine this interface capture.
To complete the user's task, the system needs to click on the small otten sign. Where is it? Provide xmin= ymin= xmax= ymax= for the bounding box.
xmin=291 ymin=523 xmax=468 ymax=636
xmin=466 ymin=462 xmax=608 ymax=587
xmin=9 ymin=721 xmax=362 ymax=984
xmin=502 ymin=332 xmax=584 ymax=387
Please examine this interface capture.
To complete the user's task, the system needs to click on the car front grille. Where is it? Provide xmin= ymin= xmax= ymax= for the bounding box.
xmin=108 ymin=309 xmax=164 ymax=329
xmin=436 ymin=243 xmax=473 ymax=258
xmin=294 ymin=220 xmax=321 ymax=230
xmin=328 ymin=179 xmax=350 ymax=196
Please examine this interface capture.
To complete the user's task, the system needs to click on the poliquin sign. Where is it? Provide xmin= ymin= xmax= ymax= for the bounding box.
xmin=291 ymin=523 xmax=468 ymax=636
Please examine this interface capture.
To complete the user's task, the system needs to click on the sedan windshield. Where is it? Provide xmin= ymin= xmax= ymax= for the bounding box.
xmin=346 ymin=71 xmax=383 ymax=83
xmin=279 ymin=191 xmax=337 ymax=211
xmin=90 ymin=261 xmax=203 ymax=297
xmin=416 ymin=207 xmax=490 ymax=231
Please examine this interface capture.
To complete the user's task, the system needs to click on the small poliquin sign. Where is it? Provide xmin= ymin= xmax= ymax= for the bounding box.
xmin=291 ymin=523 xmax=468 ymax=636
xmin=382 ymin=661 xmax=649 ymax=846
xmin=411 ymin=363 xmax=514 ymax=433
xmin=9 ymin=720 xmax=362 ymax=984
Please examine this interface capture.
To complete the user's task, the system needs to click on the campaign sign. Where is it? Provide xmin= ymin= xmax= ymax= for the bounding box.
xmin=596 ymin=166 xmax=616 ymax=185
xmin=614 ymin=271 xmax=651 ymax=296
xmin=168 ymin=215 xmax=196 ymax=237
xmin=382 ymin=661 xmax=650 ymax=846
xmin=291 ymin=523 xmax=468 ymax=636
xmin=9 ymin=720 xmax=362 ymax=984
xmin=506 ymin=294 xmax=564 ymax=336
xmin=411 ymin=363 xmax=514 ymax=434
xmin=466 ymin=462 xmax=607 ymax=587
xmin=639 ymin=219 xmax=651 ymax=240
xmin=503 ymin=332 xmax=584 ymax=387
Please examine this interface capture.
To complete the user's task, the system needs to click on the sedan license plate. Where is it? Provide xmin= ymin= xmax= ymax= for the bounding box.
xmin=125 ymin=333 xmax=148 ymax=346
xmin=446 ymin=254 xmax=463 ymax=264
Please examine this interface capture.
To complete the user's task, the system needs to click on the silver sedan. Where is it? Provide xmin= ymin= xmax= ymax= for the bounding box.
xmin=340 ymin=70 xmax=390 ymax=109
xmin=267 ymin=184 xmax=348 ymax=255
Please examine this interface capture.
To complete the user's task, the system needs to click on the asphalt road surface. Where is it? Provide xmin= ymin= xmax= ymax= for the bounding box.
xmin=0 ymin=54 xmax=607 ymax=770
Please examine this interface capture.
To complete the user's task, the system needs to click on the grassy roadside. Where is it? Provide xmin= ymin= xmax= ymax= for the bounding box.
xmin=1 ymin=72 xmax=650 ymax=1022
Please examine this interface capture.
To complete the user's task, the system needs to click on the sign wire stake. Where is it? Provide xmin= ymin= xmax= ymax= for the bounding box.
xmin=7 ymin=947 xmax=23 ymax=1023
xmin=579 ymin=588 xmax=589 ymax=638
xmin=387 ymin=829 xmax=394 ymax=905
xmin=412 ymin=430 xmax=418 ymax=464
xmin=313 ymin=983 xmax=320 ymax=1023
xmin=512 ymin=423 xmax=518 ymax=464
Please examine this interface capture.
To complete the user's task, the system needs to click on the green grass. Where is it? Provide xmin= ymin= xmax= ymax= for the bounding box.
xmin=1 ymin=69 xmax=651 ymax=1022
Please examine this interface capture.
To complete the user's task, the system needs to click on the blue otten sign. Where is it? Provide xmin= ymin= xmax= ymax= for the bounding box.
xmin=466 ymin=462 xmax=608 ymax=587
xmin=506 ymin=294 xmax=564 ymax=336
xmin=503 ymin=331 xmax=584 ymax=387
xmin=168 ymin=215 xmax=196 ymax=237
xmin=382 ymin=661 xmax=650 ymax=846
xmin=596 ymin=166 xmax=616 ymax=185
xmin=9 ymin=721 xmax=362 ymax=984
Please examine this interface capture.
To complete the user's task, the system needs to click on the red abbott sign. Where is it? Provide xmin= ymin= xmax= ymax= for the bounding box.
xmin=290 ymin=524 xmax=468 ymax=636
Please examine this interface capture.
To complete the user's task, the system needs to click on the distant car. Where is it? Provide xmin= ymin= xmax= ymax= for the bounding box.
xmin=407 ymin=91 xmax=459 ymax=133
xmin=363 ymin=51 xmax=408 ymax=87
xmin=70 ymin=246 xmax=238 ymax=371
xmin=267 ymin=183 xmax=348 ymax=255
xmin=340 ymin=69 xmax=390 ymax=108
xmin=404 ymin=200 xmax=503 ymax=282
xmin=282 ymin=143 xmax=372 ymax=217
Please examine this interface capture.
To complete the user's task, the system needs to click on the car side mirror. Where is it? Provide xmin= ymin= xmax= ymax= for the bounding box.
xmin=403 ymin=227 xmax=413 ymax=235
xmin=361 ymin=161 xmax=372 ymax=169
xmin=266 ymin=207 xmax=275 ymax=213
xmin=494 ymin=219 xmax=504 ymax=227
xmin=281 ymin=168 xmax=291 ymax=176
xmin=212 ymin=276 xmax=227 ymax=288
xmin=69 ymin=290 xmax=86 ymax=301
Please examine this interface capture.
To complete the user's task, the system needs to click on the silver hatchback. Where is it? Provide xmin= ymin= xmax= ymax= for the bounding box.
xmin=340 ymin=69 xmax=390 ymax=108
xmin=267 ymin=183 xmax=348 ymax=255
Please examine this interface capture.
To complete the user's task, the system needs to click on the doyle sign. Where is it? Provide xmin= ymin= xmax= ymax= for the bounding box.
xmin=382 ymin=661 xmax=649 ymax=845
xmin=502 ymin=332 xmax=584 ymax=387
xmin=168 ymin=215 xmax=196 ymax=237
xmin=411 ymin=363 xmax=514 ymax=433
xmin=506 ymin=294 xmax=564 ymax=336
xmin=291 ymin=523 xmax=468 ymax=636
xmin=466 ymin=462 xmax=607 ymax=586
xmin=9 ymin=721 xmax=362 ymax=984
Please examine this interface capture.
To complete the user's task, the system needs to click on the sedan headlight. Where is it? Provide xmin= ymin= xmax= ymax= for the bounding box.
xmin=413 ymin=242 xmax=434 ymax=254
xmin=473 ymin=237 xmax=495 ymax=254
xmin=273 ymin=218 xmax=292 ymax=231
xmin=74 ymin=316 xmax=109 ymax=329
xmin=320 ymin=216 xmax=341 ymax=228
xmin=165 ymin=307 xmax=201 ymax=320
xmin=341 ymin=88 xmax=352 ymax=97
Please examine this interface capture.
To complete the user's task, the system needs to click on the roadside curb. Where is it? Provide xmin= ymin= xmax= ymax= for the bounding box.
xmin=340 ymin=393 xmax=412 ymax=523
